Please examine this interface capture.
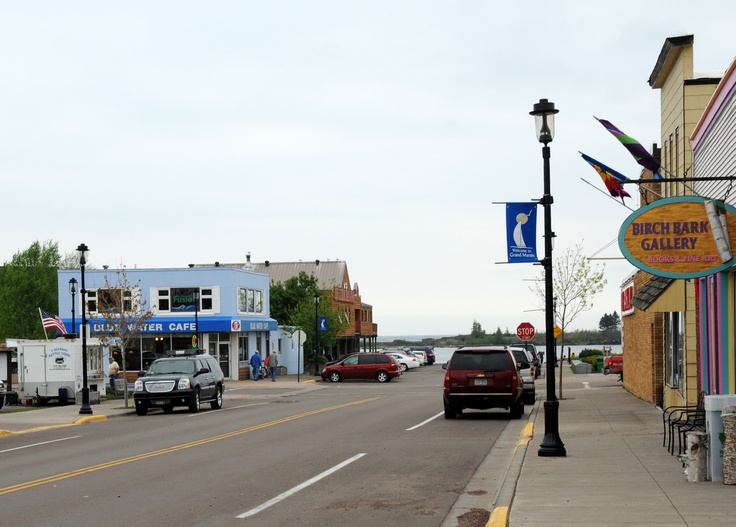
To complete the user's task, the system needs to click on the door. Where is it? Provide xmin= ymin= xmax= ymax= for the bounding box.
xmin=218 ymin=342 xmax=230 ymax=377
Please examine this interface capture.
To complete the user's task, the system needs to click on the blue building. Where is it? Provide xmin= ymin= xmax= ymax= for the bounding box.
xmin=57 ymin=265 xmax=278 ymax=380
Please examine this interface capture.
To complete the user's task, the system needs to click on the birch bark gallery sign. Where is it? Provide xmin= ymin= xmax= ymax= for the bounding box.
xmin=618 ymin=196 xmax=736 ymax=279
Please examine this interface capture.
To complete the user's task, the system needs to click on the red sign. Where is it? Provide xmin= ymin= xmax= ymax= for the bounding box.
xmin=516 ymin=322 xmax=535 ymax=341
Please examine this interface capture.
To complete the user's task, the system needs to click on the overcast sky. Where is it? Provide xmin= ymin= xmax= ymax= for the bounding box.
xmin=2 ymin=2 xmax=734 ymax=337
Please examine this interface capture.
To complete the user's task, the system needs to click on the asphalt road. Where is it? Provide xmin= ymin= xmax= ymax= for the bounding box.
xmin=0 ymin=366 xmax=518 ymax=527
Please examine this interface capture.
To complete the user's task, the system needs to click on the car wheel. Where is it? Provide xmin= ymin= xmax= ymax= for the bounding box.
xmin=444 ymin=401 xmax=457 ymax=419
xmin=328 ymin=371 xmax=341 ymax=383
xmin=525 ymin=391 xmax=536 ymax=405
xmin=135 ymin=403 xmax=148 ymax=416
xmin=189 ymin=389 xmax=201 ymax=413
xmin=162 ymin=404 xmax=174 ymax=414
xmin=211 ymin=385 xmax=223 ymax=410
xmin=401 ymin=363 xmax=408 ymax=372
xmin=376 ymin=371 xmax=390 ymax=383
xmin=511 ymin=401 xmax=524 ymax=419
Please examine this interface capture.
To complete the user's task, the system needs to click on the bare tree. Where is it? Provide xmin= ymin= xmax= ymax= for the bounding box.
xmin=94 ymin=267 xmax=154 ymax=407
xmin=530 ymin=243 xmax=607 ymax=398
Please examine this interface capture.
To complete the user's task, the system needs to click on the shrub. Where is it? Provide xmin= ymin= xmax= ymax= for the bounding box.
xmin=578 ymin=349 xmax=602 ymax=359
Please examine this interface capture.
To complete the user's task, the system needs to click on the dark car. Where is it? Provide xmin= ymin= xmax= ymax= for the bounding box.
xmin=321 ymin=352 xmax=402 ymax=383
xmin=0 ymin=379 xmax=5 ymax=409
xmin=442 ymin=346 xmax=524 ymax=419
xmin=133 ymin=349 xmax=225 ymax=415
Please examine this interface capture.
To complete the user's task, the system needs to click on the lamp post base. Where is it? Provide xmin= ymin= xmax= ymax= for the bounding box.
xmin=78 ymin=388 xmax=93 ymax=415
xmin=538 ymin=400 xmax=566 ymax=457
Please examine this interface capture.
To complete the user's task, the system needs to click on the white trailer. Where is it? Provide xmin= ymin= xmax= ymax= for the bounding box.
xmin=9 ymin=337 xmax=106 ymax=404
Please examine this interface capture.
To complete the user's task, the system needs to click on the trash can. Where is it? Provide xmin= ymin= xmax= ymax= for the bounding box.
xmin=596 ymin=357 xmax=604 ymax=372
xmin=705 ymin=395 xmax=736 ymax=482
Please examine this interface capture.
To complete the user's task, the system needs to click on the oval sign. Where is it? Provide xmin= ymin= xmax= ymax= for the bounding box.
xmin=618 ymin=196 xmax=736 ymax=279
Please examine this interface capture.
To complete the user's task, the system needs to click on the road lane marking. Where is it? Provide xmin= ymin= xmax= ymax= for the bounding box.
xmin=0 ymin=397 xmax=379 ymax=496
xmin=236 ymin=453 xmax=366 ymax=519
xmin=186 ymin=402 xmax=269 ymax=417
xmin=406 ymin=411 xmax=443 ymax=431
xmin=0 ymin=436 xmax=82 ymax=454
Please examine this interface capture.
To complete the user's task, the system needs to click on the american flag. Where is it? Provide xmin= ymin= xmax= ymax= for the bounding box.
xmin=40 ymin=308 xmax=67 ymax=334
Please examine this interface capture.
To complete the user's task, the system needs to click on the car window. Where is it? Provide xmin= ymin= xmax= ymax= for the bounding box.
xmin=376 ymin=355 xmax=390 ymax=363
xmin=150 ymin=360 xmax=195 ymax=375
xmin=343 ymin=356 xmax=359 ymax=365
xmin=451 ymin=351 xmax=511 ymax=371
xmin=196 ymin=359 xmax=209 ymax=372
xmin=359 ymin=355 xmax=377 ymax=365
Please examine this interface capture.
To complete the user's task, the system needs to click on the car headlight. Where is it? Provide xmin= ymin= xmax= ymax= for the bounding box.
xmin=134 ymin=379 xmax=143 ymax=392
xmin=178 ymin=378 xmax=191 ymax=390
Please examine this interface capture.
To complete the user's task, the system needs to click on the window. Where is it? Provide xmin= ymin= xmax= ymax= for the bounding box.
xmin=666 ymin=311 xmax=685 ymax=388
xmin=87 ymin=288 xmax=134 ymax=316
xmin=158 ymin=289 xmax=170 ymax=311
xmin=238 ymin=287 xmax=265 ymax=314
xmin=152 ymin=286 xmax=219 ymax=314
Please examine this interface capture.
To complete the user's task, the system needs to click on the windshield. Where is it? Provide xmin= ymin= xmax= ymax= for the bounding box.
xmin=148 ymin=359 xmax=196 ymax=376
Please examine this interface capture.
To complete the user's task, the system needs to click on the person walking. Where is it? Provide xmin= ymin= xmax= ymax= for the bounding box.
xmin=250 ymin=350 xmax=262 ymax=381
xmin=108 ymin=356 xmax=120 ymax=394
xmin=268 ymin=350 xmax=279 ymax=382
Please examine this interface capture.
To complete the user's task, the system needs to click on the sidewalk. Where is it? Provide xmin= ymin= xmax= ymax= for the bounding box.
xmin=504 ymin=373 xmax=736 ymax=527
xmin=0 ymin=375 xmax=319 ymax=435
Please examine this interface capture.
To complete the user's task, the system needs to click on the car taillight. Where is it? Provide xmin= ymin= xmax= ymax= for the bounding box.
xmin=530 ymin=366 xmax=535 ymax=377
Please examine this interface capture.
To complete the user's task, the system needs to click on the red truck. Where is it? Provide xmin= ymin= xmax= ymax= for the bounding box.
xmin=603 ymin=355 xmax=623 ymax=381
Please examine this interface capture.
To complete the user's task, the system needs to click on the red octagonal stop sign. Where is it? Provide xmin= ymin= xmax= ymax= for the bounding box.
xmin=516 ymin=322 xmax=535 ymax=341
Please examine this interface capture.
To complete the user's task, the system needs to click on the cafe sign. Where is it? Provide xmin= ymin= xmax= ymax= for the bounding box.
xmin=619 ymin=196 xmax=736 ymax=279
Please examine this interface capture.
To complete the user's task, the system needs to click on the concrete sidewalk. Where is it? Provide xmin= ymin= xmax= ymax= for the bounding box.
xmin=505 ymin=374 xmax=735 ymax=527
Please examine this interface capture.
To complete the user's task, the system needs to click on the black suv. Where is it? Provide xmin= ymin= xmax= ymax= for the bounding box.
xmin=133 ymin=349 xmax=225 ymax=416
xmin=411 ymin=346 xmax=435 ymax=365
xmin=442 ymin=346 xmax=524 ymax=419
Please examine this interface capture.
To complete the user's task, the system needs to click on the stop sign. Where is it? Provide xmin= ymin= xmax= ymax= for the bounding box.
xmin=517 ymin=322 xmax=535 ymax=341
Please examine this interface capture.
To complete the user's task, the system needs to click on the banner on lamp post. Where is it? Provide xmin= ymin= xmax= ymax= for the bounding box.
xmin=506 ymin=202 xmax=538 ymax=263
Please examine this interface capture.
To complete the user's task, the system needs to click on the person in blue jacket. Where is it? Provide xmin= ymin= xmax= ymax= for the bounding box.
xmin=250 ymin=350 xmax=262 ymax=381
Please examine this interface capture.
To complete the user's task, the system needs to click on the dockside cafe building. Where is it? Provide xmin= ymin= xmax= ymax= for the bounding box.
xmin=57 ymin=266 xmax=278 ymax=380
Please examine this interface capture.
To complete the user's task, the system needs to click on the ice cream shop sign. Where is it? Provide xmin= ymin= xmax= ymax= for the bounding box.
xmin=619 ymin=196 xmax=736 ymax=279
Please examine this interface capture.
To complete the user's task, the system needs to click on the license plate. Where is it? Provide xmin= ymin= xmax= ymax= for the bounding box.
xmin=152 ymin=400 xmax=166 ymax=406
xmin=474 ymin=378 xmax=487 ymax=386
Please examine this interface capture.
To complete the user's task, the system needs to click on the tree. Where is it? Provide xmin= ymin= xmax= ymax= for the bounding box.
xmin=470 ymin=320 xmax=485 ymax=338
xmin=269 ymin=271 xmax=349 ymax=362
xmin=530 ymin=243 xmax=607 ymax=398
xmin=93 ymin=266 xmax=154 ymax=408
xmin=0 ymin=240 xmax=62 ymax=340
xmin=599 ymin=311 xmax=621 ymax=332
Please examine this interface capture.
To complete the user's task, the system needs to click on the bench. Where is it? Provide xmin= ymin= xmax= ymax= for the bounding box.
xmin=662 ymin=391 xmax=706 ymax=456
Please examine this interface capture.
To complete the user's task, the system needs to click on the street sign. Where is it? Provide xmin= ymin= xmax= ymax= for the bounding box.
xmin=517 ymin=322 xmax=535 ymax=341
xmin=554 ymin=325 xmax=562 ymax=338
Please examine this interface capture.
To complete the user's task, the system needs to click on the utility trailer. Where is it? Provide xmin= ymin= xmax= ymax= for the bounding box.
xmin=8 ymin=337 xmax=106 ymax=405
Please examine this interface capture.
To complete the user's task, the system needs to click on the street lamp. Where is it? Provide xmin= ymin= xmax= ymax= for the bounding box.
xmin=68 ymin=278 xmax=78 ymax=337
xmin=77 ymin=243 xmax=93 ymax=415
xmin=314 ymin=292 xmax=320 ymax=376
xmin=530 ymin=99 xmax=565 ymax=457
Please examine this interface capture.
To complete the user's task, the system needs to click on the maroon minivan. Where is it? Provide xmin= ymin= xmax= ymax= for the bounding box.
xmin=442 ymin=346 xmax=524 ymax=419
xmin=321 ymin=352 xmax=401 ymax=383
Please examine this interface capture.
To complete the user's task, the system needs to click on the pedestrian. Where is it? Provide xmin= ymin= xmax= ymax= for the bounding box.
xmin=268 ymin=350 xmax=279 ymax=382
xmin=108 ymin=356 xmax=120 ymax=394
xmin=250 ymin=350 xmax=262 ymax=381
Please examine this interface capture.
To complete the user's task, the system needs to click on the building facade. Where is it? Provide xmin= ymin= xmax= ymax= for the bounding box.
xmin=57 ymin=266 xmax=280 ymax=380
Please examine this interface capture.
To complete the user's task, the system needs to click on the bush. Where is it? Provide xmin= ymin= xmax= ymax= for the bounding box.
xmin=578 ymin=349 xmax=602 ymax=359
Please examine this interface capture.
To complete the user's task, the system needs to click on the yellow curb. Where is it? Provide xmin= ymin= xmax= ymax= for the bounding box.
xmin=0 ymin=415 xmax=108 ymax=435
xmin=487 ymin=506 xmax=509 ymax=527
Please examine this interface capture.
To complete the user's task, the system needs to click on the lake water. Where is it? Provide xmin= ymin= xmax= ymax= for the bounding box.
xmin=432 ymin=344 xmax=621 ymax=365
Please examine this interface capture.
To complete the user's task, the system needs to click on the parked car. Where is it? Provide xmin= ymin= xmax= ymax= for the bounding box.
xmin=0 ymin=379 xmax=5 ymax=409
xmin=133 ymin=349 xmax=225 ymax=416
xmin=603 ymin=355 xmax=624 ymax=381
xmin=442 ymin=346 xmax=524 ymax=419
xmin=407 ymin=349 xmax=427 ymax=365
xmin=411 ymin=347 xmax=435 ymax=365
xmin=509 ymin=346 xmax=537 ymax=404
xmin=388 ymin=352 xmax=420 ymax=372
xmin=321 ymin=352 xmax=402 ymax=383
xmin=514 ymin=342 xmax=540 ymax=378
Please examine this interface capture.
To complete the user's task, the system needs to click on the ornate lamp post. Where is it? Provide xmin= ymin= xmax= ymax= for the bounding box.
xmin=69 ymin=278 xmax=78 ymax=337
xmin=530 ymin=99 xmax=565 ymax=457
xmin=313 ymin=292 xmax=320 ymax=376
xmin=77 ymin=243 xmax=93 ymax=415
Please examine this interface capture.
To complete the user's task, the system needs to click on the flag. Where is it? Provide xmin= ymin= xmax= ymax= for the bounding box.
xmin=580 ymin=153 xmax=631 ymax=203
xmin=40 ymin=308 xmax=67 ymax=334
xmin=506 ymin=202 xmax=538 ymax=263
xmin=595 ymin=117 xmax=663 ymax=179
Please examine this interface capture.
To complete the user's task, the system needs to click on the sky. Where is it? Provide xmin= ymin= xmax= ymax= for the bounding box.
xmin=2 ymin=2 xmax=735 ymax=337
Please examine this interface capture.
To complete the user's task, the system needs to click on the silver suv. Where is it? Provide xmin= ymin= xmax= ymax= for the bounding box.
xmin=509 ymin=347 xmax=536 ymax=405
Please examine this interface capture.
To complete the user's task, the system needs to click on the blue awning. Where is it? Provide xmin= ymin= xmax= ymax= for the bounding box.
xmin=64 ymin=316 xmax=279 ymax=334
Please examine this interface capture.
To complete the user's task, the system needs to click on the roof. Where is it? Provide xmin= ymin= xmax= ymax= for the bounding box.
xmin=201 ymin=259 xmax=352 ymax=291
xmin=631 ymin=275 xmax=674 ymax=311
xmin=648 ymin=35 xmax=694 ymax=88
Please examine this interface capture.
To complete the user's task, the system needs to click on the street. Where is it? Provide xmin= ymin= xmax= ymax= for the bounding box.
xmin=0 ymin=366 xmax=519 ymax=527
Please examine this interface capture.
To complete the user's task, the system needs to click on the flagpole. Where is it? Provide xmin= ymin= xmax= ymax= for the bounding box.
xmin=38 ymin=308 xmax=49 ymax=340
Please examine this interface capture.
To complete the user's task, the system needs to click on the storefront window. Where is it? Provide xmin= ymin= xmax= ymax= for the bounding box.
xmin=666 ymin=312 xmax=684 ymax=389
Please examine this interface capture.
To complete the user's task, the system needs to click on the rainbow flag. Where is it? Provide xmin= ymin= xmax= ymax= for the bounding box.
xmin=596 ymin=117 xmax=663 ymax=179
xmin=581 ymin=153 xmax=631 ymax=203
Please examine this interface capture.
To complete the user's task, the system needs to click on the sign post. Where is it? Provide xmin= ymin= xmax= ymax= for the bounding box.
xmin=516 ymin=322 xmax=536 ymax=342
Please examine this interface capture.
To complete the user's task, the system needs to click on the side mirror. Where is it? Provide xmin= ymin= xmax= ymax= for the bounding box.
xmin=442 ymin=363 xmax=448 ymax=370
xmin=137 ymin=370 xmax=146 ymax=377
